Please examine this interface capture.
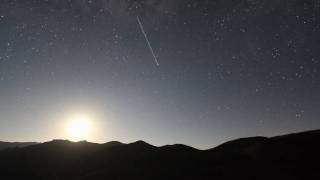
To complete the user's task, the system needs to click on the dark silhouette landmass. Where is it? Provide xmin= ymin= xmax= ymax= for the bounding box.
xmin=0 ymin=141 xmax=37 ymax=150
xmin=0 ymin=130 xmax=319 ymax=180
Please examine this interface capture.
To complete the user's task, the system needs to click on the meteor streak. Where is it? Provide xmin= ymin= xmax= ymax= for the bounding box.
xmin=136 ymin=16 xmax=160 ymax=66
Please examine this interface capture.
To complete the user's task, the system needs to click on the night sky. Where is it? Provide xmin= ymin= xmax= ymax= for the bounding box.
xmin=0 ymin=0 xmax=320 ymax=149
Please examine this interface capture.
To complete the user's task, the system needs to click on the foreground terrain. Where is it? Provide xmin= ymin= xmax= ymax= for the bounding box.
xmin=1 ymin=130 xmax=319 ymax=180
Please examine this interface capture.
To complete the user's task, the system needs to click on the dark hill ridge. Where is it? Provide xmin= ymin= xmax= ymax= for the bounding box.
xmin=0 ymin=141 xmax=37 ymax=150
xmin=1 ymin=130 xmax=320 ymax=180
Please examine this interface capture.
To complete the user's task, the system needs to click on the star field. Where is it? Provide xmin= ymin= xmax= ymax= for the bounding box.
xmin=0 ymin=0 xmax=319 ymax=149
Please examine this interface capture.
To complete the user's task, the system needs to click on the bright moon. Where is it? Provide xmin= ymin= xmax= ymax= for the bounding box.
xmin=66 ymin=115 xmax=92 ymax=141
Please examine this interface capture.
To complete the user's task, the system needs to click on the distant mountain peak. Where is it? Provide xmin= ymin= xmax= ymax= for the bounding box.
xmin=160 ymin=143 xmax=198 ymax=150
xmin=132 ymin=140 xmax=148 ymax=144
xmin=129 ymin=140 xmax=155 ymax=148
xmin=102 ymin=141 xmax=124 ymax=148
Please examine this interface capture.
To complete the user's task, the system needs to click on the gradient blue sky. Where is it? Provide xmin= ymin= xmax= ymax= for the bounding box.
xmin=0 ymin=0 xmax=320 ymax=149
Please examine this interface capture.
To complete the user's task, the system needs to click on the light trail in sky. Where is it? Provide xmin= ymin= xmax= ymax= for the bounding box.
xmin=136 ymin=16 xmax=160 ymax=66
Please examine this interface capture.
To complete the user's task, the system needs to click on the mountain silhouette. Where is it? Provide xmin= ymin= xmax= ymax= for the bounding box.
xmin=0 ymin=141 xmax=37 ymax=150
xmin=1 ymin=130 xmax=320 ymax=180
